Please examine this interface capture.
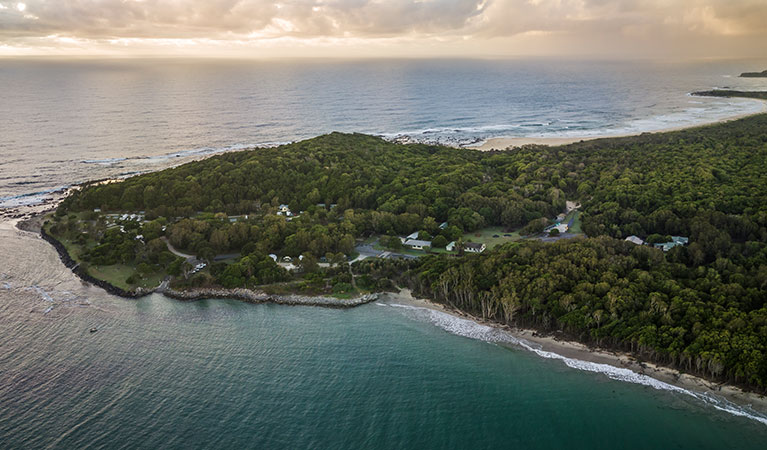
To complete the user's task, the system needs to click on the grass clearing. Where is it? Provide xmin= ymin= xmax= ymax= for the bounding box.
xmin=565 ymin=210 xmax=583 ymax=234
xmin=462 ymin=226 xmax=521 ymax=250
xmin=87 ymin=264 xmax=163 ymax=291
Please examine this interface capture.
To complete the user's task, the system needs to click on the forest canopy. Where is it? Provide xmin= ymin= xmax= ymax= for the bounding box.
xmin=54 ymin=109 xmax=767 ymax=391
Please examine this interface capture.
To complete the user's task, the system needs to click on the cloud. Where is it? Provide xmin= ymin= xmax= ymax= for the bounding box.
xmin=0 ymin=0 xmax=487 ymax=39
xmin=0 ymin=0 xmax=765 ymax=57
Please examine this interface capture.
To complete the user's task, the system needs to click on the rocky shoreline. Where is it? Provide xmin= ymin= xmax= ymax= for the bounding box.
xmin=40 ymin=223 xmax=151 ymax=298
xmin=161 ymin=287 xmax=379 ymax=307
xmin=32 ymin=215 xmax=379 ymax=307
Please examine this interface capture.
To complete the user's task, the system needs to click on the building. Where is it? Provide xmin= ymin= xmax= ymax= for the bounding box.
xmin=556 ymin=213 xmax=567 ymax=222
xmin=439 ymin=222 xmax=448 ymax=230
xmin=654 ymin=236 xmax=689 ymax=252
xmin=625 ymin=235 xmax=644 ymax=245
xmin=446 ymin=241 xmax=456 ymax=251
xmin=401 ymin=231 xmax=420 ymax=243
xmin=544 ymin=223 xmax=569 ymax=234
xmin=404 ymin=239 xmax=431 ymax=250
xmin=464 ymin=242 xmax=486 ymax=253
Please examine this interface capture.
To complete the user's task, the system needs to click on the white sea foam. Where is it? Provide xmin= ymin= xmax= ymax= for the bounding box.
xmin=384 ymin=96 xmax=767 ymax=148
xmin=24 ymin=285 xmax=91 ymax=314
xmin=81 ymin=157 xmax=128 ymax=165
xmin=80 ymin=141 xmax=290 ymax=167
xmin=382 ymin=302 xmax=767 ymax=427
xmin=0 ymin=186 xmax=68 ymax=208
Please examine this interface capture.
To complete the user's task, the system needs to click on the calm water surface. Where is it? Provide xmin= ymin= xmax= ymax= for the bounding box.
xmin=2 ymin=58 xmax=767 ymax=448
xmin=2 ymin=58 xmax=767 ymax=206
xmin=1 ymin=220 xmax=766 ymax=449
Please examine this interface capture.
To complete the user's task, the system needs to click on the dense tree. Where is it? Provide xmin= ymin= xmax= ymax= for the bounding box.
xmin=54 ymin=105 xmax=767 ymax=391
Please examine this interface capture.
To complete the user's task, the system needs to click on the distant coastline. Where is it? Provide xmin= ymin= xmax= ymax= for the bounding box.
xmin=470 ymin=91 xmax=767 ymax=151
xmin=740 ymin=70 xmax=767 ymax=78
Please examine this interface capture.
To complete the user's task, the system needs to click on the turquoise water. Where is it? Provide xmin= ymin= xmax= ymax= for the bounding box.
xmin=2 ymin=289 xmax=766 ymax=449
xmin=2 ymin=57 xmax=767 ymax=448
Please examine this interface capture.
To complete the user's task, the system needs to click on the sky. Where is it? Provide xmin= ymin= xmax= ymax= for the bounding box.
xmin=0 ymin=0 xmax=766 ymax=58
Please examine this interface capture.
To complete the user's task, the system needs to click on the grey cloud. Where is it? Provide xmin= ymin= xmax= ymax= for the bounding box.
xmin=0 ymin=0 xmax=765 ymax=55
xmin=0 ymin=0 xmax=486 ymax=39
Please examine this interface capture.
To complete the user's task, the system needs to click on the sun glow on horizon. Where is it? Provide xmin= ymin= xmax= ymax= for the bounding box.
xmin=0 ymin=0 xmax=765 ymax=58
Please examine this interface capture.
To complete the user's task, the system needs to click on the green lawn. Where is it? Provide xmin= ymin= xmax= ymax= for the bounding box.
xmin=462 ymin=226 xmax=522 ymax=250
xmin=45 ymin=220 xmax=163 ymax=291
xmin=87 ymin=264 xmax=164 ymax=291
xmin=565 ymin=210 xmax=583 ymax=234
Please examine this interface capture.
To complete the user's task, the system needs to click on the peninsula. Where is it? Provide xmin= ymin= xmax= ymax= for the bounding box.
xmin=740 ymin=70 xmax=767 ymax=78
xmin=45 ymin=91 xmax=767 ymax=395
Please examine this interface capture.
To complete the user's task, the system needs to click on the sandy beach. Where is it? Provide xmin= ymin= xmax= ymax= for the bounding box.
xmin=470 ymin=97 xmax=767 ymax=151
xmin=381 ymin=288 xmax=767 ymax=416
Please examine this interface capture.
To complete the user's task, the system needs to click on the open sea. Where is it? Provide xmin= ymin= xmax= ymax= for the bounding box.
xmin=2 ymin=58 xmax=767 ymax=448
xmin=2 ymin=58 xmax=767 ymax=206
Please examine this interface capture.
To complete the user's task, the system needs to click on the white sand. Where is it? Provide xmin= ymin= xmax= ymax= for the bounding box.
xmin=470 ymin=99 xmax=767 ymax=151
xmin=381 ymin=289 xmax=767 ymax=415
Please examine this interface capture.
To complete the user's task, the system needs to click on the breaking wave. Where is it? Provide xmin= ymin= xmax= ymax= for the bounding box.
xmin=0 ymin=187 xmax=69 ymax=209
xmin=382 ymin=302 xmax=767 ymax=427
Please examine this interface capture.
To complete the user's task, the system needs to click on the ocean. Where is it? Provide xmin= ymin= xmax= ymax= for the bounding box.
xmin=1 ymin=58 xmax=767 ymax=206
xmin=1 ymin=220 xmax=767 ymax=448
xmin=2 ymin=58 xmax=767 ymax=448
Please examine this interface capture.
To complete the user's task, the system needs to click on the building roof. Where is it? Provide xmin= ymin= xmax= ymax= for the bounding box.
xmin=406 ymin=231 xmax=420 ymax=240
xmin=404 ymin=239 xmax=431 ymax=248
xmin=439 ymin=222 xmax=448 ymax=229
xmin=625 ymin=235 xmax=644 ymax=245
xmin=654 ymin=236 xmax=689 ymax=252
xmin=544 ymin=223 xmax=569 ymax=233
xmin=465 ymin=242 xmax=485 ymax=250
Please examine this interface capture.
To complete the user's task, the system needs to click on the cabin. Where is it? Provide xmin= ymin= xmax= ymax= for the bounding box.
xmin=625 ymin=235 xmax=644 ymax=245
xmin=401 ymin=231 xmax=420 ymax=243
xmin=654 ymin=236 xmax=689 ymax=252
xmin=464 ymin=242 xmax=486 ymax=253
xmin=268 ymin=254 xmax=278 ymax=262
xmin=446 ymin=241 xmax=456 ymax=251
xmin=544 ymin=223 xmax=569 ymax=234
xmin=404 ymin=239 xmax=431 ymax=250
xmin=439 ymin=222 xmax=448 ymax=230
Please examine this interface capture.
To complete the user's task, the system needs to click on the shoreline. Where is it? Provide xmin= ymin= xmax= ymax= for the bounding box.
xmin=380 ymin=289 xmax=767 ymax=417
xmin=13 ymin=213 xmax=378 ymax=309
xmin=5 ymin=100 xmax=767 ymax=418
xmin=16 ymin=201 xmax=767 ymax=419
xmin=162 ymin=286 xmax=379 ymax=308
xmin=469 ymin=96 xmax=767 ymax=151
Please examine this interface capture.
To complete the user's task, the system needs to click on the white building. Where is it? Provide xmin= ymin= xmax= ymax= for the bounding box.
xmin=404 ymin=239 xmax=431 ymax=250
xmin=464 ymin=242 xmax=486 ymax=253
xmin=544 ymin=223 xmax=569 ymax=234
xmin=625 ymin=235 xmax=644 ymax=245
xmin=446 ymin=241 xmax=456 ymax=251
